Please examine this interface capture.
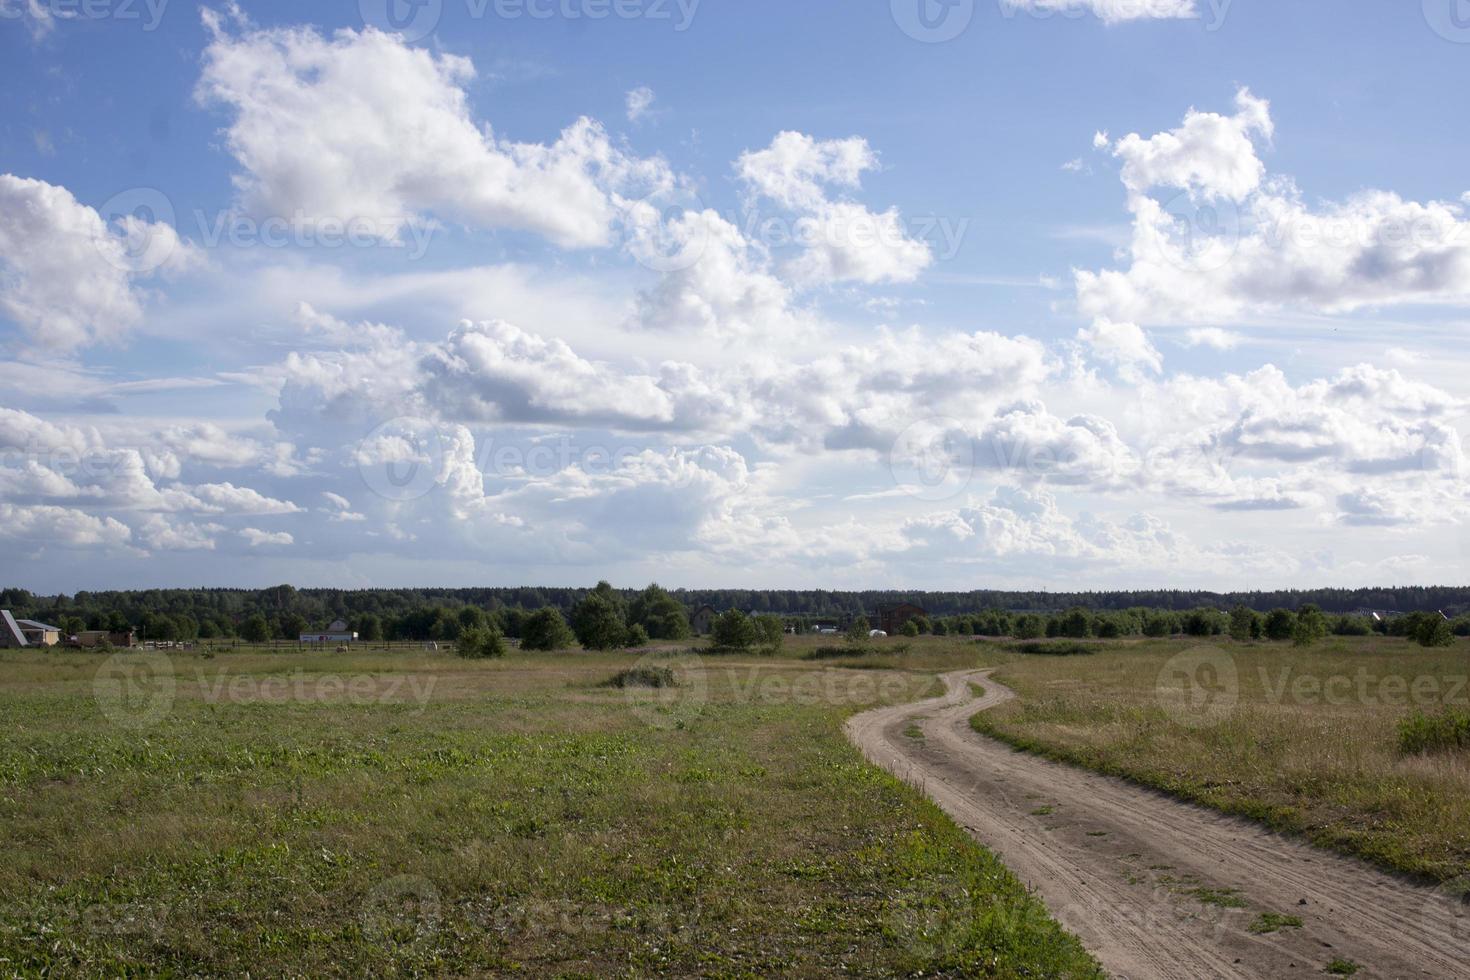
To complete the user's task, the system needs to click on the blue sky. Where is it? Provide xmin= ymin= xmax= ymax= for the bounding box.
xmin=3 ymin=0 xmax=1470 ymax=592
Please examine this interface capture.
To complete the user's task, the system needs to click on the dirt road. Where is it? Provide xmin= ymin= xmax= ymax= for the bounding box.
xmin=845 ymin=670 xmax=1470 ymax=979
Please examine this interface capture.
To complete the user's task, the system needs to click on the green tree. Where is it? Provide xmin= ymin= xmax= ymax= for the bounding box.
xmin=356 ymin=614 xmax=382 ymax=642
xmin=712 ymin=609 xmax=759 ymax=651
xmin=628 ymin=583 xmax=692 ymax=640
xmin=754 ymin=614 xmax=784 ymax=652
xmin=845 ymin=617 xmax=871 ymax=647
xmin=281 ymin=613 xmax=308 ymax=641
xmin=1263 ymin=608 xmax=1296 ymax=641
xmin=1013 ymin=614 xmax=1046 ymax=640
xmin=241 ymin=614 xmax=271 ymax=644
xmin=1055 ymin=607 xmax=1093 ymax=639
xmin=520 ymin=607 xmax=575 ymax=651
xmin=1415 ymin=616 xmax=1456 ymax=648
xmin=1229 ymin=605 xmax=1257 ymax=643
xmin=1291 ymin=604 xmax=1329 ymax=647
xmin=571 ymin=585 xmax=629 ymax=651
xmin=458 ymin=606 xmax=487 ymax=633
xmin=624 ymin=623 xmax=651 ymax=648
xmin=456 ymin=626 xmax=506 ymax=659
xmin=900 ymin=619 xmax=921 ymax=637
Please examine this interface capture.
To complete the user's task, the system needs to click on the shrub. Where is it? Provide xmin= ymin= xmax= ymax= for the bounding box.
xmin=1012 ymin=614 xmax=1046 ymax=640
xmin=604 ymin=666 xmax=676 ymax=689
xmin=1007 ymin=640 xmax=1095 ymax=656
xmin=1398 ymin=708 xmax=1470 ymax=755
xmin=844 ymin=617 xmax=871 ymax=648
xmin=571 ymin=584 xmax=629 ymax=651
xmin=624 ymin=623 xmax=651 ymax=648
xmin=1228 ymin=605 xmax=1257 ymax=642
xmin=1415 ymin=616 xmax=1456 ymax=648
xmin=1263 ymin=608 xmax=1295 ymax=641
xmin=519 ymin=607 xmax=575 ymax=651
xmin=754 ymin=614 xmax=784 ymax=652
xmin=455 ymin=626 xmax=506 ymax=659
xmin=899 ymin=619 xmax=920 ymax=637
xmin=711 ymin=609 xmax=759 ymax=651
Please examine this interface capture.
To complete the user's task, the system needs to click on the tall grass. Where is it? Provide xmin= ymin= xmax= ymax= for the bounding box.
xmin=1398 ymin=708 xmax=1470 ymax=755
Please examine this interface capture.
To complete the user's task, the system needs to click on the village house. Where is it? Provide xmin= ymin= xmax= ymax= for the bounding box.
xmin=875 ymin=602 xmax=927 ymax=635
xmin=15 ymin=619 xmax=62 ymax=646
xmin=300 ymin=619 xmax=358 ymax=644
xmin=689 ymin=605 xmax=717 ymax=636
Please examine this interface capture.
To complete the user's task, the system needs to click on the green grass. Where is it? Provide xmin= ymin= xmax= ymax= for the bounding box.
xmin=971 ymin=636 xmax=1470 ymax=882
xmin=0 ymin=642 xmax=1100 ymax=977
xmin=1325 ymin=957 xmax=1361 ymax=975
xmin=1248 ymin=912 xmax=1303 ymax=934
xmin=1398 ymin=707 xmax=1470 ymax=755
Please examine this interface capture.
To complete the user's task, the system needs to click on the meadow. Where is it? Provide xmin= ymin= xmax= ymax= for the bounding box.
xmin=0 ymin=639 xmax=1101 ymax=978
xmin=971 ymin=635 xmax=1470 ymax=883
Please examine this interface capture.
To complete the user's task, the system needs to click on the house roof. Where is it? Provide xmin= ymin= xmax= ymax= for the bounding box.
xmin=2 ymin=610 xmax=28 ymax=646
xmin=16 ymin=619 xmax=61 ymax=632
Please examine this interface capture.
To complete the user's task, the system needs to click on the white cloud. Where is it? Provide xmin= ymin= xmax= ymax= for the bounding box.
xmin=1182 ymin=327 xmax=1241 ymax=350
xmin=138 ymin=515 xmax=222 ymax=552
xmin=0 ymin=502 xmax=132 ymax=550
xmin=240 ymin=527 xmax=293 ymax=547
xmin=736 ymin=132 xmax=932 ymax=286
xmin=1077 ymin=317 xmax=1163 ymax=380
xmin=1003 ymin=0 xmax=1198 ymax=24
xmin=1078 ymin=89 xmax=1470 ymax=326
xmin=196 ymin=16 xmax=672 ymax=249
xmin=625 ymin=86 xmax=655 ymax=123
xmin=0 ymin=175 xmax=194 ymax=351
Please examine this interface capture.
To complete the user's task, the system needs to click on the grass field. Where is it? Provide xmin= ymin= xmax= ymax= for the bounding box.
xmin=0 ymin=639 xmax=1102 ymax=977
xmin=971 ymin=636 xmax=1470 ymax=883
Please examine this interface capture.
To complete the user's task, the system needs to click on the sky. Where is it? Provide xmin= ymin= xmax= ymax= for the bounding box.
xmin=2 ymin=0 xmax=1470 ymax=593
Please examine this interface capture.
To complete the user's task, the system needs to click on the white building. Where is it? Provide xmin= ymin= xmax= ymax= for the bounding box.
xmin=299 ymin=619 xmax=358 ymax=644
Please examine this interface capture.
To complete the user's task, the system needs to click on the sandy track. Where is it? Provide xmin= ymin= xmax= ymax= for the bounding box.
xmin=845 ymin=670 xmax=1470 ymax=979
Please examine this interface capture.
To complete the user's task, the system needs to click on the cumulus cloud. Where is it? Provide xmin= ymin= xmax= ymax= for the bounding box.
xmin=1182 ymin=327 xmax=1241 ymax=350
xmin=625 ymin=86 xmax=655 ymax=123
xmin=0 ymin=175 xmax=195 ymax=351
xmin=0 ymin=502 xmax=132 ymax=550
xmin=240 ymin=527 xmax=293 ymax=547
xmin=195 ymin=14 xmax=672 ymax=249
xmin=1077 ymin=317 xmax=1163 ymax=380
xmin=1078 ymin=88 xmax=1470 ymax=326
xmin=736 ymin=132 xmax=932 ymax=286
xmin=1002 ymin=0 xmax=1198 ymax=24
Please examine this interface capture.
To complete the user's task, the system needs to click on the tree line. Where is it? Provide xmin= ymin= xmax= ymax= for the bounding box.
xmin=2 ymin=583 xmax=1467 ymax=645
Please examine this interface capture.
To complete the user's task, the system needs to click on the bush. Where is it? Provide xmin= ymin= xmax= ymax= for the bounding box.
xmin=624 ymin=623 xmax=651 ymax=648
xmin=571 ymin=584 xmax=629 ymax=651
xmin=1229 ymin=605 xmax=1257 ymax=642
xmin=1007 ymin=640 xmax=1095 ymax=656
xmin=604 ymin=666 xmax=676 ymax=689
xmin=519 ymin=607 xmax=575 ymax=651
xmin=844 ymin=617 xmax=871 ymax=648
xmin=754 ymin=614 xmax=784 ymax=652
xmin=711 ymin=609 xmax=759 ymax=651
xmin=899 ymin=619 xmax=920 ymax=637
xmin=628 ymin=584 xmax=692 ymax=640
xmin=1263 ymin=608 xmax=1295 ymax=641
xmin=1412 ymin=615 xmax=1456 ymax=648
xmin=1398 ymin=708 xmax=1470 ymax=755
xmin=456 ymin=626 xmax=506 ymax=659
